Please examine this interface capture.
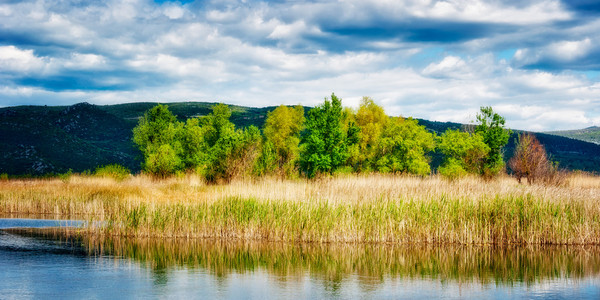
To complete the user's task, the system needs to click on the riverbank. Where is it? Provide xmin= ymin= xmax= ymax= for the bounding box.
xmin=1 ymin=174 xmax=599 ymax=244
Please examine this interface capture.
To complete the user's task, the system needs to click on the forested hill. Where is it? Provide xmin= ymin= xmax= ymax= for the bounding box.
xmin=545 ymin=126 xmax=600 ymax=145
xmin=1 ymin=102 xmax=599 ymax=175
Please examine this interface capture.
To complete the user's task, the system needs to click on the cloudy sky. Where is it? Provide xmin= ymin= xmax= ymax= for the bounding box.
xmin=1 ymin=0 xmax=599 ymax=131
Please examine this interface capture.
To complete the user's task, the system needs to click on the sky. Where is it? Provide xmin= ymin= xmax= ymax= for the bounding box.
xmin=1 ymin=0 xmax=600 ymax=131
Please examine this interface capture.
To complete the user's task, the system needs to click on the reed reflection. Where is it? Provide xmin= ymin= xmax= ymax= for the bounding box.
xmin=6 ymin=228 xmax=600 ymax=289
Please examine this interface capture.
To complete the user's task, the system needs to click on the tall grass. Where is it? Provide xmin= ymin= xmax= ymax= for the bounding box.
xmin=1 ymin=174 xmax=599 ymax=244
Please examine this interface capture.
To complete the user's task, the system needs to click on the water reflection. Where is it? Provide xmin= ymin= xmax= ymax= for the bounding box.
xmin=2 ymin=228 xmax=599 ymax=299
xmin=9 ymin=229 xmax=600 ymax=285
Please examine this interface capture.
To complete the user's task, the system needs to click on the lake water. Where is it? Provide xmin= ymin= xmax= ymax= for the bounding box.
xmin=0 ymin=219 xmax=599 ymax=299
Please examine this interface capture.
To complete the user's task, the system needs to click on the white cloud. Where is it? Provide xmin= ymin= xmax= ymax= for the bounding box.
xmin=0 ymin=46 xmax=46 ymax=73
xmin=64 ymin=53 xmax=107 ymax=70
xmin=163 ymin=5 xmax=185 ymax=20
xmin=0 ymin=0 xmax=599 ymax=131
xmin=514 ymin=37 xmax=596 ymax=67
xmin=548 ymin=38 xmax=593 ymax=61
xmin=343 ymin=0 xmax=571 ymax=25
xmin=422 ymin=55 xmax=466 ymax=77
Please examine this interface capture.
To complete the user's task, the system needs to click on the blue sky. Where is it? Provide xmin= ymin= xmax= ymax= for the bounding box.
xmin=1 ymin=0 xmax=599 ymax=131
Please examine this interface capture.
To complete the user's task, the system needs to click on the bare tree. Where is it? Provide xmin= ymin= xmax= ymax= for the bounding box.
xmin=508 ymin=133 xmax=566 ymax=185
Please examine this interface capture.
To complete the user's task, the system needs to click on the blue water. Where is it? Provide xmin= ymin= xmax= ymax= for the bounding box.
xmin=0 ymin=219 xmax=599 ymax=299
xmin=0 ymin=218 xmax=85 ymax=229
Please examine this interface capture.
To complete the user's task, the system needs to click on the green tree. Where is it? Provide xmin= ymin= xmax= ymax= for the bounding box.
xmin=375 ymin=117 xmax=435 ymax=176
xmin=353 ymin=97 xmax=388 ymax=172
xmin=262 ymin=105 xmax=305 ymax=176
xmin=299 ymin=93 xmax=349 ymax=177
xmin=132 ymin=104 xmax=184 ymax=177
xmin=145 ymin=144 xmax=182 ymax=178
xmin=180 ymin=117 xmax=207 ymax=169
xmin=437 ymin=129 xmax=490 ymax=179
xmin=197 ymin=103 xmax=243 ymax=182
xmin=475 ymin=106 xmax=511 ymax=177
xmin=254 ymin=140 xmax=277 ymax=176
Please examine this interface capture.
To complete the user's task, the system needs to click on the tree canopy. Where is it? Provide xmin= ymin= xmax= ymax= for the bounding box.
xmin=475 ymin=106 xmax=512 ymax=177
xmin=437 ymin=129 xmax=490 ymax=179
xmin=299 ymin=93 xmax=350 ymax=177
xmin=132 ymin=104 xmax=184 ymax=177
xmin=131 ymin=98 xmax=514 ymax=182
xmin=261 ymin=105 xmax=305 ymax=176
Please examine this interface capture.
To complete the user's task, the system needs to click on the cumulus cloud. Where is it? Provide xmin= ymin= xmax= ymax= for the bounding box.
xmin=0 ymin=46 xmax=46 ymax=73
xmin=0 ymin=0 xmax=599 ymax=130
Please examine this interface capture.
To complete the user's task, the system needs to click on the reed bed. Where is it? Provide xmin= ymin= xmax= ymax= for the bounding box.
xmin=1 ymin=174 xmax=599 ymax=244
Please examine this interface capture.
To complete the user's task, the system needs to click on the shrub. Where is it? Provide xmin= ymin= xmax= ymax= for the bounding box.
xmin=438 ymin=158 xmax=467 ymax=180
xmin=58 ymin=169 xmax=73 ymax=182
xmin=95 ymin=164 xmax=131 ymax=181
xmin=508 ymin=133 xmax=567 ymax=186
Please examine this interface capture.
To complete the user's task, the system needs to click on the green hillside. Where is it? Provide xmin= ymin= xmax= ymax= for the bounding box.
xmin=546 ymin=126 xmax=600 ymax=145
xmin=1 ymin=102 xmax=599 ymax=175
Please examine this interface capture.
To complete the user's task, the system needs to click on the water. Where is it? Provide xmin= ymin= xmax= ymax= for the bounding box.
xmin=0 ymin=219 xmax=599 ymax=299
xmin=0 ymin=218 xmax=85 ymax=229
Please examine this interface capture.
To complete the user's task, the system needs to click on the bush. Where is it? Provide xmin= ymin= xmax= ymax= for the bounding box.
xmin=438 ymin=159 xmax=467 ymax=180
xmin=95 ymin=164 xmax=131 ymax=181
xmin=58 ymin=169 xmax=73 ymax=182
xmin=0 ymin=173 xmax=8 ymax=181
xmin=146 ymin=144 xmax=181 ymax=179
xmin=508 ymin=133 xmax=567 ymax=186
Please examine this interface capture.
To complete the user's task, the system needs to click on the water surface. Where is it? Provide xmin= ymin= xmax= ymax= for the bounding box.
xmin=0 ymin=218 xmax=84 ymax=229
xmin=0 ymin=218 xmax=599 ymax=299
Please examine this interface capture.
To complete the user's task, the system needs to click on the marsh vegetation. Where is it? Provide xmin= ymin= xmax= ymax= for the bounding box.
xmin=1 ymin=173 xmax=598 ymax=244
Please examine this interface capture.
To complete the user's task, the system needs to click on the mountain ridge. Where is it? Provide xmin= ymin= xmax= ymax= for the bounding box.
xmin=1 ymin=102 xmax=599 ymax=175
xmin=546 ymin=126 xmax=600 ymax=145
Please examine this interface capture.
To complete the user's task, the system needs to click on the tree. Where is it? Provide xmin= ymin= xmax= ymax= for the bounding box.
xmin=508 ymin=133 xmax=556 ymax=184
xmin=145 ymin=144 xmax=181 ymax=178
xmin=299 ymin=93 xmax=349 ymax=177
xmin=261 ymin=105 xmax=304 ymax=176
xmin=437 ymin=129 xmax=490 ymax=180
xmin=353 ymin=97 xmax=388 ymax=172
xmin=226 ymin=125 xmax=262 ymax=180
xmin=198 ymin=103 xmax=245 ymax=183
xmin=180 ymin=117 xmax=207 ymax=169
xmin=375 ymin=117 xmax=435 ymax=176
xmin=475 ymin=106 xmax=511 ymax=177
xmin=132 ymin=104 xmax=184 ymax=177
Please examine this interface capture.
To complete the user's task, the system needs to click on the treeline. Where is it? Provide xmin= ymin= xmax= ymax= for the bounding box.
xmin=131 ymin=93 xmax=559 ymax=184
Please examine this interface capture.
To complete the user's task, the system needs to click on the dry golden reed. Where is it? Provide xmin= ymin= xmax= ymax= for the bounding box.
xmin=1 ymin=173 xmax=599 ymax=244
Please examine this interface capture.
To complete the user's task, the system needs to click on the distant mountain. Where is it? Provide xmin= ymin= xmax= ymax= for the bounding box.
xmin=545 ymin=126 xmax=600 ymax=145
xmin=1 ymin=102 xmax=599 ymax=175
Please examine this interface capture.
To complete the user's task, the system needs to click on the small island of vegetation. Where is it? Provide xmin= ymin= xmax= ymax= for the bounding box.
xmin=1 ymin=94 xmax=599 ymax=245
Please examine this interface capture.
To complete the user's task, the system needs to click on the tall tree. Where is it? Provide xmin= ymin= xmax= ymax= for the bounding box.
xmin=198 ymin=103 xmax=245 ymax=183
xmin=353 ymin=97 xmax=388 ymax=172
xmin=475 ymin=106 xmax=511 ymax=177
xmin=262 ymin=105 xmax=305 ymax=176
xmin=299 ymin=93 xmax=349 ymax=177
xmin=132 ymin=104 xmax=184 ymax=177
xmin=437 ymin=129 xmax=490 ymax=179
xmin=375 ymin=117 xmax=435 ymax=176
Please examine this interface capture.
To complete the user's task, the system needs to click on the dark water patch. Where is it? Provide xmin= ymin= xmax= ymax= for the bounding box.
xmin=0 ymin=229 xmax=88 ymax=256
